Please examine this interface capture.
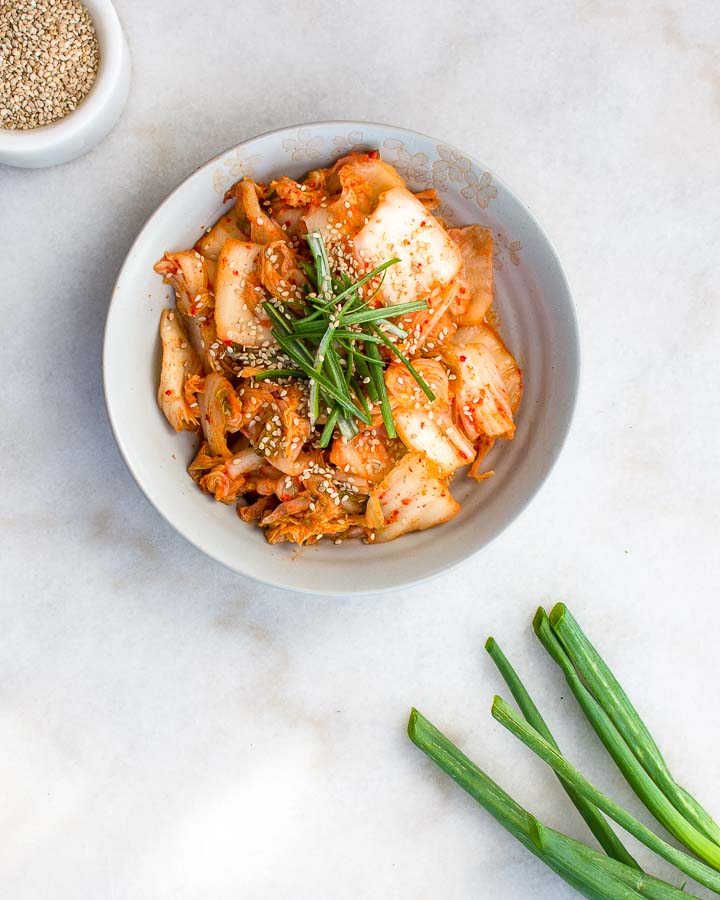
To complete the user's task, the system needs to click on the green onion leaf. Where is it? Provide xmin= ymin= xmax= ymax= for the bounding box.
xmin=350 ymin=376 xmax=372 ymax=419
xmin=370 ymin=323 xmax=436 ymax=402
xmin=298 ymin=258 xmax=318 ymax=289
xmin=408 ymin=710 xmax=694 ymax=899
xmin=274 ymin=333 xmax=368 ymax=422
xmin=262 ymin=300 xmax=295 ymax=334
xmin=252 ymin=368 xmax=306 ymax=382
xmin=337 ymin=415 xmax=359 ymax=442
xmin=491 ymin=696 xmax=720 ymax=893
xmin=528 ymin=818 xmax=691 ymax=900
xmin=353 ymin=353 xmax=378 ymax=402
xmin=260 ymin=234 xmax=430 ymax=440
xmin=533 ymin=608 xmax=720 ymax=868
xmin=318 ymin=407 xmax=340 ymax=448
xmin=548 ymin=604 xmax=720 ymax=849
xmin=376 ymin=318 xmax=408 ymax=339
xmin=485 ymin=636 xmax=640 ymax=869
xmin=305 ymin=231 xmax=333 ymax=300
xmin=366 ymin=341 xmax=395 ymax=438
xmin=343 ymin=299 xmax=428 ymax=327
xmin=332 ymin=257 xmax=400 ymax=305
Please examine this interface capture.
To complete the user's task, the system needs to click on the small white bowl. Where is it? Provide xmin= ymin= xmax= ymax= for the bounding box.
xmin=0 ymin=0 xmax=130 ymax=169
xmin=104 ymin=122 xmax=580 ymax=595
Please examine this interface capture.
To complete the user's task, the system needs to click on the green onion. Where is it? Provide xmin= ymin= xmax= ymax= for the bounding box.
xmin=365 ymin=340 xmax=395 ymax=438
xmin=352 ymin=353 xmax=379 ymax=401
xmin=274 ymin=333 xmax=368 ymax=423
xmin=337 ymin=416 xmax=359 ymax=442
xmin=298 ymin=258 xmax=318 ymax=288
xmin=350 ymin=376 xmax=372 ymax=419
xmin=294 ymin=308 xmax=325 ymax=326
xmin=331 ymin=257 xmax=399 ymax=305
xmin=408 ymin=709 xmax=563 ymax=857
xmin=375 ymin=317 xmax=408 ymax=339
xmin=408 ymin=709 xmax=694 ymax=900
xmin=337 ymin=342 xmax=385 ymax=364
xmin=410 ymin=609 xmax=716 ymax=897
xmin=485 ymin=637 xmax=640 ymax=870
xmin=262 ymin=300 xmax=295 ymax=335
xmin=308 ymin=324 xmax=339 ymax=427
xmin=271 ymin=329 xmax=314 ymax=365
xmin=529 ymin=818 xmax=693 ymax=900
xmin=533 ymin=609 xmax=720 ymax=870
xmin=252 ymin=368 xmax=306 ymax=381
xmin=318 ymin=407 xmax=340 ymax=448
xmin=306 ymin=231 xmax=332 ymax=299
xmin=491 ymin=695 xmax=720 ymax=893
xmin=259 ymin=233 xmax=433 ymax=439
xmin=331 ymin=271 xmax=353 ymax=294
xmin=548 ymin=604 xmax=720 ymax=849
xmin=342 ymin=299 xmax=427 ymax=326
xmin=325 ymin=344 xmax=352 ymax=404
xmin=343 ymin=344 xmax=355 ymax=387
xmin=298 ymin=329 xmax=385 ymax=345
xmin=370 ymin=323 xmax=436 ymax=402
xmin=527 ymin=817 xmax=645 ymax=899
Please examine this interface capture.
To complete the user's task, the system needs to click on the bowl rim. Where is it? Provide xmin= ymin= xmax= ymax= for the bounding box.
xmin=102 ymin=120 xmax=581 ymax=595
xmin=0 ymin=0 xmax=125 ymax=152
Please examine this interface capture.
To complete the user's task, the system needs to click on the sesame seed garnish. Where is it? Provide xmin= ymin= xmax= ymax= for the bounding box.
xmin=0 ymin=0 xmax=100 ymax=131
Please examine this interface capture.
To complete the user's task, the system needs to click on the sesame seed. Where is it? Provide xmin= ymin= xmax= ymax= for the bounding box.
xmin=0 ymin=0 xmax=100 ymax=131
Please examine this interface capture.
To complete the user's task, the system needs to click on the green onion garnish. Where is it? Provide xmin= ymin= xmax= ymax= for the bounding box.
xmin=252 ymin=368 xmax=306 ymax=381
xmin=259 ymin=231 xmax=430 ymax=445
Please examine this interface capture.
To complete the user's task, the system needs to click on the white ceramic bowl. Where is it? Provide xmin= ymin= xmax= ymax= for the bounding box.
xmin=0 ymin=0 xmax=130 ymax=168
xmin=103 ymin=122 xmax=579 ymax=594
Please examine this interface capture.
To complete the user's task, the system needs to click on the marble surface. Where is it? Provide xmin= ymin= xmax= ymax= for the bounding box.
xmin=2 ymin=1 xmax=719 ymax=897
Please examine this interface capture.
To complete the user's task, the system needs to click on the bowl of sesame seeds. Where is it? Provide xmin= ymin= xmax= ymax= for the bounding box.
xmin=103 ymin=122 xmax=579 ymax=594
xmin=0 ymin=0 xmax=130 ymax=168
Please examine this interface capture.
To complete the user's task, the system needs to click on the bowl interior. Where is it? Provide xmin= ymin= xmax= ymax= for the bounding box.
xmin=104 ymin=123 xmax=579 ymax=594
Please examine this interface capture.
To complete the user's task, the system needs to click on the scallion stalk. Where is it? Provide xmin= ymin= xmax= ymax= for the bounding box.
xmin=258 ymin=233 xmax=435 ymax=439
xmin=331 ymin=257 xmax=400 ymax=305
xmin=407 ymin=709 xmax=695 ymax=899
xmin=533 ymin=608 xmax=720 ymax=870
xmin=252 ymin=368 xmax=306 ymax=381
xmin=318 ymin=407 xmax=340 ymax=448
xmin=491 ymin=696 xmax=720 ymax=893
xmin=369 ymin=323 xmax=436 ymax=402
xmin=365 ymin=340 xmax=395 ymax=438
xmin=485 ymin=637 xmax=640 ymax=869
xmin=343 ymin=299 xmax=427 ymax=327
xmin=337 ymin=415 xmax=359 ymax=442
xmin=306 ymin=231 xmax=333 ymax=300
xmin=548 ymin=604 xmax=720 ymax=849
xmin=529 ymin=819 xmax=693 ymax=900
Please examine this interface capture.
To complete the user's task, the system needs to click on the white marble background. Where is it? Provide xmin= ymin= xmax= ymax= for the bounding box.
xmin=2 ymin=1 xmax=720 ymax=897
